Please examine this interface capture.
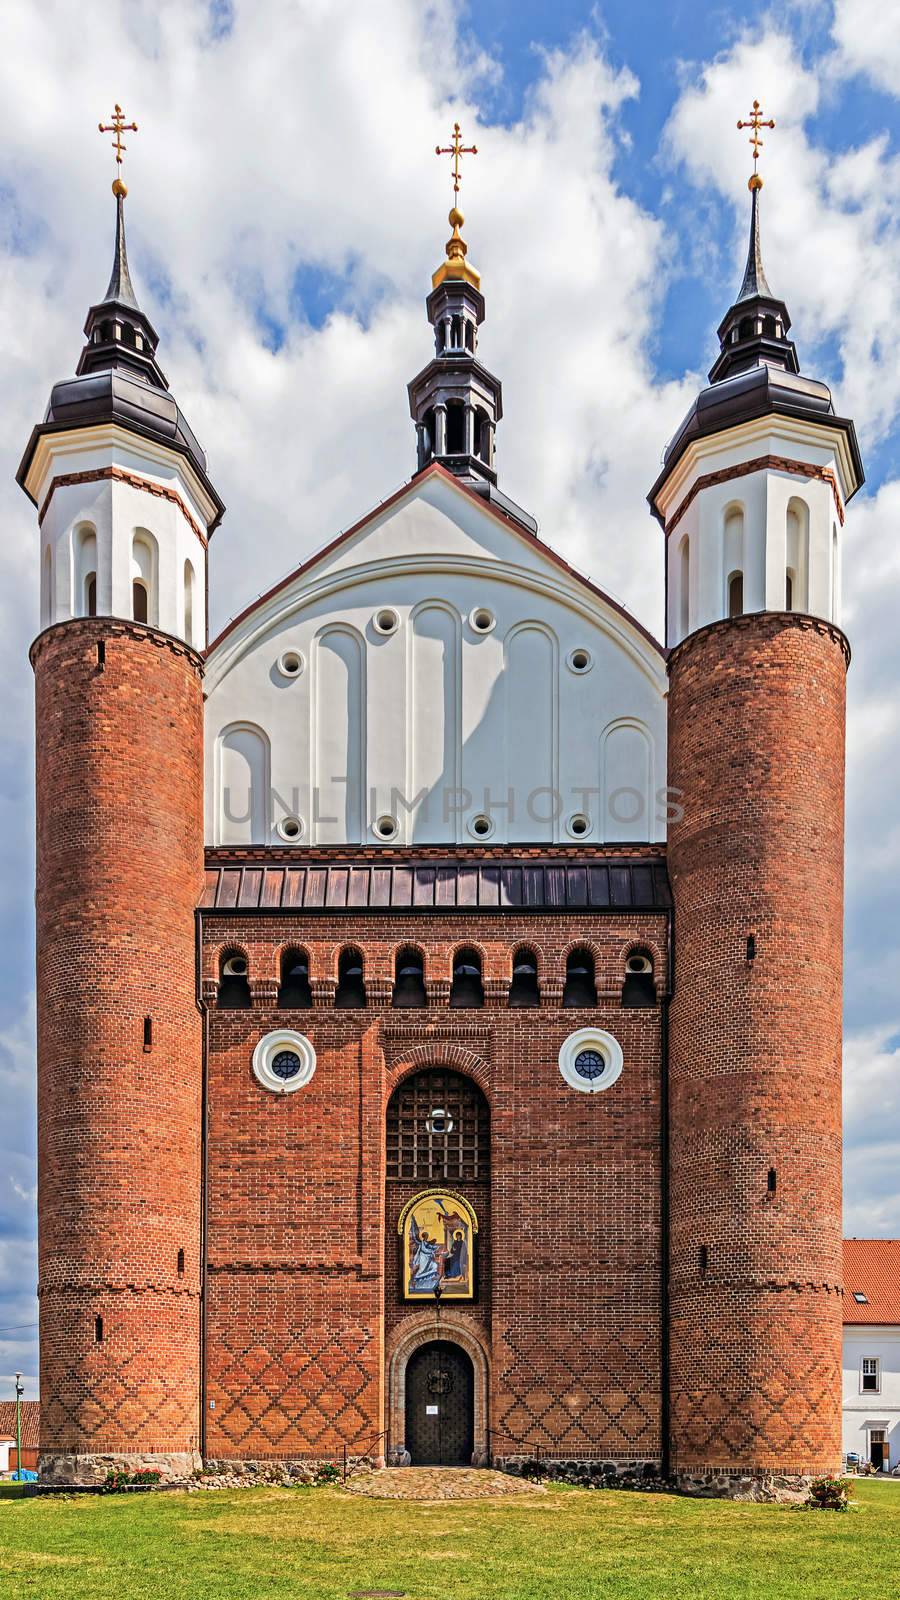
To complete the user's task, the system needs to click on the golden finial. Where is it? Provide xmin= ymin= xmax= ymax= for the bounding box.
xmin=737 ymin=98 xmax=775 ymax=191
xmin=98 ymin=102 xmax=138 ymax=198
xmin=432 ymin=122 xmax=480 ymax=291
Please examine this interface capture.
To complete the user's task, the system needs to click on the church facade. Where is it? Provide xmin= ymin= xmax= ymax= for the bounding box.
xmin=19 ymin=130 xmax=863 ymax=1495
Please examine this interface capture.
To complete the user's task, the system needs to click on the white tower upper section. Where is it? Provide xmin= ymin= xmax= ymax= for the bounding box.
xmin=18 ymin=192 xmax=224 ymax=649
xmin=650 ymin=181 xmax=863 ymax=647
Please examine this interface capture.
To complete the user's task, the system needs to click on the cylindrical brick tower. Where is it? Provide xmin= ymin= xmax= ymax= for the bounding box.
xmin=19 ymin=186 xmax=224 ymax=1483
xmin=666 ymin=614 xmax=848 ymax=1489
xmin=650 ymin=174 xmax=864 ymax=1496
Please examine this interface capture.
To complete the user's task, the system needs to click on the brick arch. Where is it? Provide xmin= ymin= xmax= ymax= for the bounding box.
xmin=615 ymin=937 xmax=667 ymax=1000
xmin=328 ymin=940 xmax=366 ymax=981
xmin=206 ymin=939 xmax=250 ymax=982
xmin=386 ymin=1310 xmax=491 ymax=1465
xmin=389 ymin=939 xmax=430 ymax=976
xmin=508 ymin=938 xmax=547 ymax=976
xmin=274 ymin=941 xmax=313 ymax=983
xmin=385 ymin=1043 xmax=491 ymax=1101
xmin=447 ymin=939 xmax=489 ymax=983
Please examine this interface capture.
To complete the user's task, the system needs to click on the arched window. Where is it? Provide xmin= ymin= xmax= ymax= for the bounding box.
xmin=465 ymin=320 xmax=475 ymax=352
xmin=450 ymin=948 xmax=483 ymax=1009
xmin=678 ymin=535 xmax=690 ymax=639
xmin=724 ymin=505 xmax=744 ymax=619
xmin=509 ymin=947 xmax=540 ymax=1008
xmin=786 ymin=498 xmax=809 ymax=612
xmin=738 ymin=315 xmax=754 ymax=341
xmin=474 ymin=406 xmax=490 ymax=463
xmin=762 ymin=315 xmax=778 ymax=338
xmin=386 ymin=1068 xmax=490 ymax=1182
xmin=446 ymin=401 xmax=466 ymax=454
xmin=217 ymin=949 xmax=251 ymax=1009
xmin=393 ymin=947 xmax=426 ymax=1009
xmin=335 ymin=947 xmax=366 ymax=1009
xmin=74 ymin=525 xmax=98 ymax=619
xmin=184 ymin=561 xmax=196 ymax=646
xmin=131 ymin=530 xmax=158 ymax=627
xmin=450 ymin=314 xmax=462 ymax=349
xmin=278 ymin=949 xmax=312 ymax=1009
xmin=563 ymin=948 xmax=596 ymax=1008
xmin=728 ymin=572 xmax=744 ymax=618
xmin=622 ymin=950 xmax=655 ymax=1009
xmin=41 ymin=546 xmax=53 ymax=625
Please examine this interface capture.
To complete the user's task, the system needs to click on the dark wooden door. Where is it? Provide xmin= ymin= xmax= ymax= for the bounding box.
xmin=405 ymin=1340 xmax=474 ymax=1465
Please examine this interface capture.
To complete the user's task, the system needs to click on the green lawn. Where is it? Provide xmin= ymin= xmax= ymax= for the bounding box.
xmin=0 ymin=1480 xmax=897 ymax=1599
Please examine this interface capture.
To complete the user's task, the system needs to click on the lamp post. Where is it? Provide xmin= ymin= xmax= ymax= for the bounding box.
xmin=14 ymin=1372 xmax=23 ymax=1483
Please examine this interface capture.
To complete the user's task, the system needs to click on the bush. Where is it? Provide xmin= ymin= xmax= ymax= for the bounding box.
xmin=102 ymin=1468 xmax=163 ymax=1493
xmin=313 ymin=1462 xmax=341 ymax=1485
xmin=805 ymin=1476 xmax=851 ymax=1511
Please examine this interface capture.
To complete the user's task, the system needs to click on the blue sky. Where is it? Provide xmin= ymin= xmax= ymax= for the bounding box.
xmin=1 ymin=0 xmax=899 ymax=1399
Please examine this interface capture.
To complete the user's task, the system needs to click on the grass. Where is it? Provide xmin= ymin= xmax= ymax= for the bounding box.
xmin=0 ymin=1479 xmax=897 ymax=1599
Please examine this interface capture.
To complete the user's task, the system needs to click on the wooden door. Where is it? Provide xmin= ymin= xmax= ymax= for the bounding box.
xmin=405 ymin=1340 xmax=474 ymax=1466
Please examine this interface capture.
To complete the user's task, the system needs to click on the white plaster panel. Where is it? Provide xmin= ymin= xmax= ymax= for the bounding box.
xmin=205 ymin=479 xmax=667 ymax=847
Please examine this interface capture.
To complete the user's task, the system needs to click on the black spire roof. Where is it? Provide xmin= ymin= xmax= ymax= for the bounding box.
xmin=17 ymin=187 xmax=224 ymax=528
xmin=99 ymin=190 xmax=140 ymax=311
xmin=707 ymin=178 xmax=797 ymax=385
xmin=648 ymin=176 xmax=863 ymax=517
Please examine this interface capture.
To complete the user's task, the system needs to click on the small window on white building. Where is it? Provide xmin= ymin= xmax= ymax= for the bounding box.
xmin=862 ymin=1357 xmax=880 ymax=1393
xmin=678 ymin=536 xmax=690 ymax=639
xmin=183 ymin=560 xmax=195 ymax=646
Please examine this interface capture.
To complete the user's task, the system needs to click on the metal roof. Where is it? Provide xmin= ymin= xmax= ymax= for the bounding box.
xmin=201 ymin=854 xmax=671 ymax=915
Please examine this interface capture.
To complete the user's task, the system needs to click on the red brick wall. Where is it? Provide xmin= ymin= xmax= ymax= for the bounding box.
xmin=202 ymin=913 xmax=667 ymax=1463
xmin=32 ymin=620 xmax=204 ymax=1460
xmin=667 ymin=613 xmax=847 ymax=1475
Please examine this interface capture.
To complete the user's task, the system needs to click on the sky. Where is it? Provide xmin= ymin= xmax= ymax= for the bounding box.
xmin=1 ymin=0 xmax=899 ymax=1399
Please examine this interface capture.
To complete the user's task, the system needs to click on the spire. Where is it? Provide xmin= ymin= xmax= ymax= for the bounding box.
xmin=735 ymin=179 xmax=772 ymax=303
xmin=77 ymin=103 xmax=166 ymax=388
xmin=708 ymin=98 xmax=798 ymax=385
xmin=407 ymin=123 xmax=502 ymax=490
xmin=100 ymin=189 xmax=140 ymax=311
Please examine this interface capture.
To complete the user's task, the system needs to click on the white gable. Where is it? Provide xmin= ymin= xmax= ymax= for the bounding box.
xmin=204 ymin=471 xmax=667 ymax=848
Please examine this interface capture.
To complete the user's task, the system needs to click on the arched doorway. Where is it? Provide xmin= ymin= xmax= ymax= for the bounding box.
xmin=405 ymin=1339 xmax=474 ymax=1465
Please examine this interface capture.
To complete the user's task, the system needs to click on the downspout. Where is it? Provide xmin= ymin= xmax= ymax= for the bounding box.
xmin=660 ymin=902 xmax=674 ymax=1482
xmin=196 ymin=907 xmax=209 ymax=1463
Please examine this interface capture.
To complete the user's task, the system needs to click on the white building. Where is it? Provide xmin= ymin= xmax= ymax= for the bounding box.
xmin=843 ymin=1240 xmax=900 ymax=1472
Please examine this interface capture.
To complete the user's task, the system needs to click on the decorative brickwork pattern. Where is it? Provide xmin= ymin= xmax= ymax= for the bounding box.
xmin=37 ymin=466 xmax=208 ymax=545
xmin=667 ymin=613 xmax=847 ymax=1476
xmin=664 ymin=455 xmax=845 ymax=537
xmin=33 ymin=619 xmax=204 ymax=1468
xmin=202 ymin=913 xmax=667 ymax=1465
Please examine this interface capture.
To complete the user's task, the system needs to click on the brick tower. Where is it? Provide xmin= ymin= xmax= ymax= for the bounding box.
xmin=650 ymin=168 xmax=864 ymax=1493
xmin=18 ymin=176 xmax=223 ymax=1483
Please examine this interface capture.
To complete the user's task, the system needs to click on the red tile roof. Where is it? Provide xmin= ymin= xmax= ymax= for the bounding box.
xmin=0 ymin=1401 xmax=39 ymax=1449
xmin=843 ymin=1240 xmax=900 ymax=1325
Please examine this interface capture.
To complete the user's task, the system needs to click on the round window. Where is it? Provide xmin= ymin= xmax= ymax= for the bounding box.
xmin=468 ymin=813 xmax=494 ymax=839
xmin=469 ymin=606 xmax=496 ymax=634
xmin=567 ymin=647 xmax=593 ymax=674
xmin=277 ymin=649 xmax=304 ymax=678
xmin=373 ymin=607 xmax=400 ymax=636
xmin=277 ymin=815 xmax=304 ymax=842
xmin=252 ymin=1030 xmax=316 ymax=1095
xmin=373 ymin=814 xmax=399 ymax=841
xmin=558 ymin=1027 xmax=623 ymax=1095
xmin=567 ymin=813 xmax=591 ymax=839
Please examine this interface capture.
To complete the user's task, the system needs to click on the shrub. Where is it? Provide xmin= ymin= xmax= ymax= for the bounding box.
xmin=805 ymin=1476 xmax=851 ymax=1512
xmin=102 ymin=1468 xmax=163 ymax=1493
xmin=313 ymin=1462 xmax=341 ymax=1485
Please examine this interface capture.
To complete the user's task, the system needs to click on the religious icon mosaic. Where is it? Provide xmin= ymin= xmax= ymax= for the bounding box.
xmin=398 ymin=1189 xmax=478 ymax=1301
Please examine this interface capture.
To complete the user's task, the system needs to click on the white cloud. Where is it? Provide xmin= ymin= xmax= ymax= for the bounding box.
xmin=843 ymin=1026 xmax=900 ymax=1235
xmin=831 ymin=0 xmax=900 ymax=95
xmin=666 ymin=27 xmax=900 ymax=443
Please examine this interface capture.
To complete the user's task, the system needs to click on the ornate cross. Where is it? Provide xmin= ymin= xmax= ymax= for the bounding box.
xmin=99 ymin=103 xmax=139 ymax=175
xmin=435 ymin=122 xmax=477 ymax=200
xmin=737 ymin=99 xmax=775 ymax=181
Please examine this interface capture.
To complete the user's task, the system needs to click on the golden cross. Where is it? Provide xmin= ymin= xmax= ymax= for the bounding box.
xmin=737 ymin=98 xmax=775 ymax=179
xmin=435 ymin=122 xmax=477 ymax=200
xmin=98 ymin=103 xmax=138 ymax=175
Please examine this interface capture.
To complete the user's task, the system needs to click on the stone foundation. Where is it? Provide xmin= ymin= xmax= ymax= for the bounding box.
xmin=674 ymin=1467 xmax=813 ymax=1503
xmin=497 ymin=1456 xmax=662 ymax=1488
xmin=39 ymin=1450 xmax=202 ymax=1487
